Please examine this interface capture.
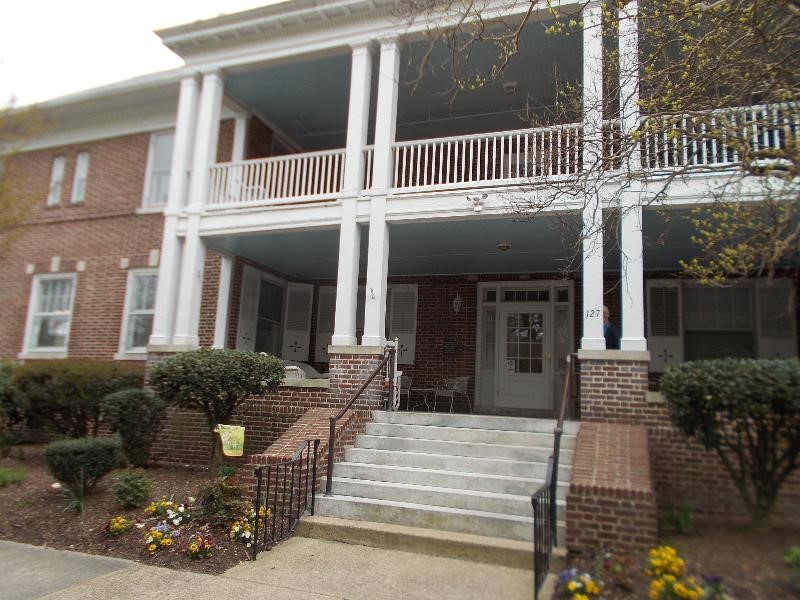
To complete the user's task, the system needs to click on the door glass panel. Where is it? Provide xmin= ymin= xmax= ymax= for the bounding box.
xmin=482 ymin=308 xmax=496 ymax=368
xmin=554 ymin=306 xmax=570 ymax=370
xmin=505 ymin=312 xmax=544 ymax=374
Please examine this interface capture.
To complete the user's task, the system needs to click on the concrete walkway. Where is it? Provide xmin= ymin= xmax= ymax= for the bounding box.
xmin=1 ymin=537 xmax=532 ymax=599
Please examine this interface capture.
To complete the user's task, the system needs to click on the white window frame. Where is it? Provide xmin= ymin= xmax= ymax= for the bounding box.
xmin=140 ymin=130 xmax=174 ymax=211
xmin=46 ymin=156 xmax=66 ymax=206
xmin=70 ymin=152 xmax=90 ymax=203
xmin=115 ymin=269 xmax=158 ymax=360
xmin=19 ymin=273 xmax=77 ymax=359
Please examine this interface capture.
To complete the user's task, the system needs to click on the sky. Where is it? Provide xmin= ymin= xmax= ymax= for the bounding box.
xmin=0 ymin=0 xmax=285 ymax=107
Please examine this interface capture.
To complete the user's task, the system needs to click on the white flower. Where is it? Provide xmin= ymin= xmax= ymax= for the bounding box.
xmin=173 ymin=519 xmax=181 ymax=526
xmin=243 ymin=531 xmax=250 ymax=539
xmin=135 ymin=523 xmax=145 ymax=529
xmin=178 ymin=506 xmax=185 ymax=513
xmin=146 ymin=537 xmax=153 ymax=543
xmin=188 ymin=497 xmax=195 ymax=503
xmin=246 ymin=543 xmax=251 ymax=548
xmin=51 ymin=482 xmax=62 ymax=489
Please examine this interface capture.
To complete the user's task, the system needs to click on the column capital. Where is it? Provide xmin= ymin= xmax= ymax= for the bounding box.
xmin=350 ymin=40 xmax=376 ymax=55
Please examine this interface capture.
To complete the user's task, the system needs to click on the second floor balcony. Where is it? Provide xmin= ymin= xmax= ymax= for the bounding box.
xmin=206 ymin=102 xmax=797 ymax=210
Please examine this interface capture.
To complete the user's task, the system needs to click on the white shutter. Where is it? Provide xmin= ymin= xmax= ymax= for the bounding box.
xmin=236 ymin=267 xmax=260 ymax=351
xmin=388 ymin=284 xmax=418 ymax=365
xmin=756 ymin=280 xmax=797 ymax=358
xmin=71 ymin=152 xmax=90 ymax=203
xmin=281 ymin=282 xmax=314 ymax=360
xmin=314 ymin=286 xmax=336 ymax=363
xmin=647 ymin=279 xmax=683 ymax=372
xmin=47 ymin=156 xmax=65 ymax=206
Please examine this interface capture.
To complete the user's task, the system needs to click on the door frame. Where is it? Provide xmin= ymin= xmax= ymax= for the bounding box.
xmin=474 ymin=280 xmax=575 ymax=411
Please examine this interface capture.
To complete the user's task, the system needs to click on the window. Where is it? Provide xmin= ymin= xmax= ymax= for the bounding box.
xmin=120 ymin=270 xmax=157 ymax=353
xmin=24 ymin=274 xmax=76 ymax=353
xmin=47 ymin=156 xmax=66 ymax=206
xmin=142 ymin=131 xmax=174 ymax=208
xmin=71 ymin=152 xmax=90 ymax=203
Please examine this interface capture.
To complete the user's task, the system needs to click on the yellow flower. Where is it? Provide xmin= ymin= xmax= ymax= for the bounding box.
xmin=148 ymin=544 xmax=156 ymax=552
xmin=163 ymin=539 xmax=172 ymax=547
xmin=568 ymin=581 xmax=577 ymax=592
xmin=189 ymin=543 xmax=199 ymax=552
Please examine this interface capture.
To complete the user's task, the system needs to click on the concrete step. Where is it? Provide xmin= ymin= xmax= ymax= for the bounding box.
xmin=344 ymin=447 xmax=572 ymax=480
xmin=365 ymin=422 xmax=577 ymax=449
xmin=333 ymin=461 xmax=570 ymax=497
xmin=329 ymin=477 xmax=567 ymax=519
xmin=296 ymin=515 xmax=535 ymax=569
xmin=373 ymin=410 xmax=580 ymax=435
xmin=355 ymin=434 xmax=573 ymax=463
xmin=315 ymin=494 xmax=566 ymax=543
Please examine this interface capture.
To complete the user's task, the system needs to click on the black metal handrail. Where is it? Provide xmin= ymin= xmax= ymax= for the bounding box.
xmin=325 ymin=345 xmax=396 ymax=496
xmin=252 ymin=438 xmax=319 ymax=560
xmin=532 ymin=353 xmax=578 ymax=599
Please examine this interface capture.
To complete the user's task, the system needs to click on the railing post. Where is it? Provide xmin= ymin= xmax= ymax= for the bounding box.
xmin=252 ymin=466 xmax=263 ymax=561
xmin=311 ymin=439 xmax=319 ymax=514
xmin=325 ymin=416 xmax=336 ymax=496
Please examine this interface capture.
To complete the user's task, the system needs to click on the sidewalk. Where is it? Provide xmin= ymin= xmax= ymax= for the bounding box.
xmin=0 ymin=538 xmax=532 ymax=599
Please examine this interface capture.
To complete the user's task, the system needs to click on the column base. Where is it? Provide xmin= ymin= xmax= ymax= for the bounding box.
xmin=621 ymin=337 xmax=648 ymax=352
xmin=170 ymin=335 xmax=200 ymax=348
xmin=360 ymin=335 xmax=386 ymax=347
xmin=580 ymin=337 xmax=606 ymax=351
xmin=331 ymin=334 xmax=358 ymax=346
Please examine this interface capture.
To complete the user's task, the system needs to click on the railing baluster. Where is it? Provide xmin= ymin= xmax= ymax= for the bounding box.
xmin=423 ymin=143 xmax=429 ymax=187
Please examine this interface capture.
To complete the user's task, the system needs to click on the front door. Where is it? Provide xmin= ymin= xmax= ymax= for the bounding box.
xmin=497 ymin=305 xmax=553 ymax=410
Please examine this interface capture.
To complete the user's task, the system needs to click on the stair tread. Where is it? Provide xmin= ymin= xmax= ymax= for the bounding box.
xmin=331 ymin=476 xmax=568 ymax=504
xmin=367 ymin=422 xmax=577 ymax=439
xmin=336 ymin=461 xmax=571 ymax=485
xmin=358 ymin=434 xmax=573 ymax=453
xmin=348 ymin=447 xmax=569 ymax=466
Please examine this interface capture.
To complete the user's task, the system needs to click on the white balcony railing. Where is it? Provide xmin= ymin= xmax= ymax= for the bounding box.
xmin=207 ymin=148 xmax=345 ymax=207
xmin=391 ymin=125 xmax=583 ymax=193
xmin=206 ymin=103 xmax=796 ymax=210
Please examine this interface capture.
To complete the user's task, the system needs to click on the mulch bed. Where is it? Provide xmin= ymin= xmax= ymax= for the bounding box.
xmin=0 ymin=444 xmax=254 ymax=574
xmin=563 ymin=522 xmax=800 ymax=599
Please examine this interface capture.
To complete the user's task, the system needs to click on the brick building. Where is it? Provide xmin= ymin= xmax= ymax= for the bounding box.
xmin=2 ymin=0 xmax=798 ymax=556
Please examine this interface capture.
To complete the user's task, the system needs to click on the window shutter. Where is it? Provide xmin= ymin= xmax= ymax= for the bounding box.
xmin=647 ymin=279 xmax=683 ymax=372
xmin=282 ymin=282 xmax=313 ymax=361
xmin=47 ymin=156 xmax=65 ymax=206
xmin=236 ymin=267 xmax=260 ymax=351
xmin=756 ymin=280 xmax=797 ymax=358
xmin=71 ymin=152 xmax=90 ymax=203
xmin=314 ymin=286 xmax=336 ymax=363
xmin=388 ymin=284 xmax=418 ymax=365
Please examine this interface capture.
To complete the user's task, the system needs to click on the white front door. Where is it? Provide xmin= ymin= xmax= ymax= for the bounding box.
xmin=497 ymin=305 xmax=553 ymax=410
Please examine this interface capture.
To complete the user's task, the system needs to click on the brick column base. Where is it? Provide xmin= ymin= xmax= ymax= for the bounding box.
xmin=577 ymin=350 xmax=653 ymax=425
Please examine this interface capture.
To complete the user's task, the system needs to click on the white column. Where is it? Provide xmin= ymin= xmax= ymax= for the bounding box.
xmin=362 ymin=38 xmax=399 ymax=347
xmin=370 ymin=38 xmax=400 ymax=194
xmin=149 ymin=76 xmax=199 ymax=347
xmin=173 ymin=70 xmax=224 ymax=347
xmin=619 ymin=1 xmax=647 ymax=351
xmin=333 ymin=43 xmax=373 ymax=346
xmin=581 ymin=0 xmax=606 ymax=350
xmin=232 ymin=113 xmax=248 ymax=162
xmin=342 ymin=43 xmax=373 ymax=196
xmin=212 ymin=254 xmax=234 ymax=349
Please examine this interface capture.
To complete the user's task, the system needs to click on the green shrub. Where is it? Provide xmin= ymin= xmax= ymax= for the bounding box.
xmin=194 ymin=474 xmax=249 ymax=526
xmin=149 ymin=350 xmax=284 ymax=466
xmin=15 ymin=360 xmax=143 ymax=438
xmin=111 ymin=469 xmax=153 ymax=508
xmin=785 ymin=546 xmax=800 ymax=592
xmin=44 ymin=436 xmax=122 ymax=495
xmin=0 ymin=361 xmax=22 ymax=426
xmin=102 ymin=388 xmax=166 ymax=467
xmin=660 ymin=358 xmax=800 ymax=527
xmin=0 ymin=466 xmax=27 ymax=488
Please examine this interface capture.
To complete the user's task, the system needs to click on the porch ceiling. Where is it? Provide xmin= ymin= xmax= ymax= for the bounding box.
xmin=223 ymin=19 xmax=581 ymax=151
xmin=205 ymin=209 xmax=709 ymax=282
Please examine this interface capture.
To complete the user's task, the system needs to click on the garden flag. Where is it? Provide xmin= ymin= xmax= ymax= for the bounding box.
xmin=215 ymin=424 xmax=245 ymax=457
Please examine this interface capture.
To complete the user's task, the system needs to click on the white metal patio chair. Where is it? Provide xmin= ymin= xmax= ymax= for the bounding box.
xmin=433 ymin=376 xmax=471 ymax=413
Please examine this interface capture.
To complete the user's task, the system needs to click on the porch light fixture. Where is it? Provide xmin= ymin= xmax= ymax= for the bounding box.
xmin=467 ymin=193 xmax=488 ymax=212
xmin=452 ymin=293 xmax=463 ymax=315
xmin=496 ymin=241 xmax=512 ymax=253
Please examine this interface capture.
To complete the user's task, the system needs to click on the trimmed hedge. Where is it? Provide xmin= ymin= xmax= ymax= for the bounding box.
xmin=660 ymin=358 xmax=800 ymax=526
xmin=102 ymin=388 xmax=166 ymax=467
xmin=44 ymin=436 xmax=122 ymax=494
xmin=15 ymin=360 xmax=143 ymax=438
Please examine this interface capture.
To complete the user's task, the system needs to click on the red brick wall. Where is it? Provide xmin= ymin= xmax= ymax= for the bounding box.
xmin=0 ymin=120 xmax=236 ymax=361
xmin=579 ymin=356 xmax=800 ymax=524
xmin=567 ymin=422 xmax=658 ymax=552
